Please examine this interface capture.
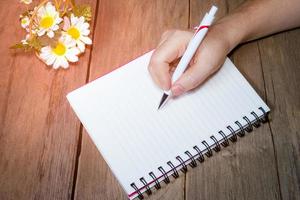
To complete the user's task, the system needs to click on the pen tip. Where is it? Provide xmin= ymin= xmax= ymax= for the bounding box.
xmin=158 ymin=93 xmax=169 ymax=109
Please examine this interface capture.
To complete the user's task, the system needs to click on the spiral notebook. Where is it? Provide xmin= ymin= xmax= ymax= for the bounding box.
xmin=67 ymin=50 xmax=270 ymax=199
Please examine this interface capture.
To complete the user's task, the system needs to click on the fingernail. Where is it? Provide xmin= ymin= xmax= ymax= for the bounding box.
xmin=162 ymin=84 xmax=170 ymax=91
xmin=171 ymin=84 xmax=185 ymax=96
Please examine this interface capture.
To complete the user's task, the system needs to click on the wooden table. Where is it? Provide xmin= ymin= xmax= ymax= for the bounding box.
xmin=0 ymin=0 xmax=299 ymax=199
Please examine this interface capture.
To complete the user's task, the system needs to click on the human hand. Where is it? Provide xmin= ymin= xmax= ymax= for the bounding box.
xmin=148 ymin=25 xmax=238 ymax=96
xmin=148 ymin=0 xmax=300 ymax=97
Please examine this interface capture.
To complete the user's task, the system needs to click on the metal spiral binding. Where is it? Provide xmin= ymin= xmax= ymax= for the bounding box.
xmin=149 ymin=172 xmax=161 ymax=190
xmin=218 ymin=130 xmax=229 ymax=147
xmin=235 ymin=121 xmax=245 ymax=137
xmin=185 ymin=151 xmax=197 ymax=168
xmin=158 ymin=166 xmax=170 ymax=184
xmin=193 ymin=145 xmax=205 ymax=162
xmin=259 ymin=107 xmax=268 ymax=123
xmin=251 ymin=111 xmax=261 ymax=128
xmin=130 ymin=107 xmax=268 ymax=200
xmin=202 ymin=140 xmax=213 ymax=156
xmin=210 ymin=135 xmax=221 ymax=152
xmin=227 ymin=126 xmax=237 ymax=142
xmin=176 ymin=156 xmax=188 ymax=173
xmin=243 ymin=116 xmax=253 ymax=132
xmin=139 ymin=177 xmax=152 ymax=195
xmin=130 ymin=183 xmax=143 ymax=199
xmin=167 ymin=161 xmax=179 ymax=178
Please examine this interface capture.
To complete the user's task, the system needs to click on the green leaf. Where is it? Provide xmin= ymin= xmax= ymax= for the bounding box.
xmin=73 ymin=4 xmax=92 ymax=21
xmin=10 ymin=43 xmax=32 ymax=52
xmin=20 ymin=10 xmax=31 ymax=18
xmin=10 ymin=37 xmax=43 ymax=52
xmin=28 ymin=37 xmax=43 ymax=51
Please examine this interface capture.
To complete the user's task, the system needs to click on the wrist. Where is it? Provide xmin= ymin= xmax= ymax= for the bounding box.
xmin=211 ymin=14 xmax=249 ymax=52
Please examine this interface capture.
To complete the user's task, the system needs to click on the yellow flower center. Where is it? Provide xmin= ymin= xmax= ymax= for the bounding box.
xmin=67 ymin=27 xmax=80 ymax=40
xmin=52 ymin=43 xmax=66 ymax=56
xmin=21 ymin=18 xmax=28 ymax=25
xmin=40 ymin=16 xmax=54 ymax=28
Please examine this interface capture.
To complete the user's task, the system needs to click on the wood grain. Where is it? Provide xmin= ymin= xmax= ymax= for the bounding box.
xmin=0 ymin=0 xmax=299 ymax=199
xmin=0 ymin=0 xmax=97 ymax=199
xmin=258 ymin=29 xmax=300 ymax=200
xmin=74 ymin=0 xmax=189 ymax=199
xmin=186 ymin=0 xmax=281 ymax=199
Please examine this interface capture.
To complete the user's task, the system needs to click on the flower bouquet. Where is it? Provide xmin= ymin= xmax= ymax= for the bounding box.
xmin=12 ymin=0 xmax=93 ymax=69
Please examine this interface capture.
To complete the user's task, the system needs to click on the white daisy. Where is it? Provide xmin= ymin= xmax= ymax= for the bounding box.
xmin=20 ymin=0 xmax=32 ymax=4
xmin=20 ymin=16 xmax=30 ymax=29
xmin=36 ymin=2 xmax=62 ymax=38
xmin=39 ymin=36 xmax=80 ymax=69
xmin=63 ymin=14 xmax=92 ymax=52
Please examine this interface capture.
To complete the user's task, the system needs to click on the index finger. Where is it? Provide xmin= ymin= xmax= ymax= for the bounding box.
xmin=148 ymin=30 xmax=193 ymax=90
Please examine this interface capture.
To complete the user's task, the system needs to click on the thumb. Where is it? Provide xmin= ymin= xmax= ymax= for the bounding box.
xmin=171 ymin=48 xmax=226 ymax=96
xmin=169 ymin=25 xmax=234 ymax=96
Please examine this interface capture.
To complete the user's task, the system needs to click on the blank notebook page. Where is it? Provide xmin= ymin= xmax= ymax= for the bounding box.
xmin=67 ymin=50 xmax=269 ymax=199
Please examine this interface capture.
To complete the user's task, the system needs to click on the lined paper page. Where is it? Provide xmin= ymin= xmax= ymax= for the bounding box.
xmin=67 ymin=50 xmax=269 ymax=199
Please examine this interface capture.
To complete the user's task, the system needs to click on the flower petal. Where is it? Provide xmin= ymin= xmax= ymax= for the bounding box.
xmin=71 ymin=14 xmax=78 ymax=26
xmin=37 ymin=6 xmax=46 ymax=17
xmin=69 ymin=47 xmax=80 ymax=55
xmin=79 ymin=16 xmax=85 ymax=24
xmin=82 ymin=23 xmax=90 ymax=30
xmin=46 ymin=55 xmax=56 ymax=66
xmin=52 ymin=24 xmax=59 ymax=31
xmin=64 ymin=36 xmax=76 ymax=47
xmin=47 ymin=30 xmax=54 ymax=38
xmin=41 ymin=46 xmax=51 ymax=53
xmin=61 ymin=57 xmax=69 ymax=68
xmin=56 ymin=17 xmax=63 ymax=24
xmin=77 ymin=41 xmax=85 ymax=52
xmin=39 ymin=52 xmax=49 ymax=60
xmin=46 ymin=2 xmax=55 ymax=14
xmin=76 ymin=18 xmax=84 ymax=28
xmin=80 ymin=36 xmax=92 ymax=45
xmin=37 ymin=29 xmax=46 ymax=36
xmin=53 ymin=57 xmax=62 ymax=69
xmin=81 ymin=29 xmax=90 ymax=36
xmin=63 ymin=17 xmax=70 ymax=31
xmin=66 ymin=53 xmax=78 ymax=62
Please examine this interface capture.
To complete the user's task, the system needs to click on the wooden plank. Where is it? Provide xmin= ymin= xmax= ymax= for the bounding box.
xmin=258 ymin=29 xmax=300 ymax=200
xmin=74 ymin=0 xmax=189 ymax=199
xmin=185 ymin=0 xmax=281 ymax=199
xmin=189 ymin=0 xmax=228 ymax=25
xmin=0 ymin=0 xmax=97 ymax=199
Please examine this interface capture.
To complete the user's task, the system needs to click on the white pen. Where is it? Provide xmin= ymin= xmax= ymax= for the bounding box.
xmin=158 ymin=5 xmax=218 ymax=109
